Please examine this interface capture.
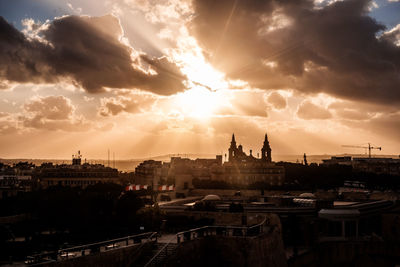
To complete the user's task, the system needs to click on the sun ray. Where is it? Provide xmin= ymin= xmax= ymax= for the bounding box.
xmin=173 ymin=86 xmax=225 ymax=119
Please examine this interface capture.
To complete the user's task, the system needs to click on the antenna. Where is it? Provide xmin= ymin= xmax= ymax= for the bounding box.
xmin=108 ymin=149 xmax=110 ymax=167
xmin=113 ymin=152 xmax=115 ymax=169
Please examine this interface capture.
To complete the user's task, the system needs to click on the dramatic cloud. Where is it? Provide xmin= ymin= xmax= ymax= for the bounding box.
xmin=297 ymin=100 xmax=332 ymax=119
xmin=0 ymin=0 xmax=399 ymax=157
xmin=210 ymin=116 xmax=265 ymax=141
xmin=23 ymin=95 xmax=75 ymax=120
xmin=215 ymin=90 xmax=268 ymax=117
xmin=267 ymin=92 xmax=287 ymax=109
xmin=369 ymin=112 xmax=400 ymax=140
xmin=0 ymin=120 xmax=17 ymax=135
xmin=0 ymin=15 xmax=186 ymax=95
xmin=190 ymin=0 xmax=400 ymax=105
xmin=98 ymin=93 xmax=157 ymax=116
xmin=121 ymin=0 xmax=192 ymax=24
xmin=328 ymin=101 xmax=373 ymax=120
xmin=341 ymin=112 xmax=400 ymax=141
xmin=382 ymin=24 xmax=400 ymax=46
xmin=20 ymin=95 xmax=91 ymax=131
xmin=0 ymin=112 xmax=17 ymax=135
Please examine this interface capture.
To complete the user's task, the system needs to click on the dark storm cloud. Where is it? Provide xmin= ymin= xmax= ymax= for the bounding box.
xmin=0 ymin=15 xmax=186 ymax=95
xmin=191 ymin=0 xmax=400 ymax=105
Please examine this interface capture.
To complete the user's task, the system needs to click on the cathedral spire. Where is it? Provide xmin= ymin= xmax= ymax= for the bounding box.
xmin=261 ymin=132 xmax=272 ymax=163
xmin=230 ymin=133 xmax=236 ymax=148
xmin=229 ymin=133 xmax=237 ymax=162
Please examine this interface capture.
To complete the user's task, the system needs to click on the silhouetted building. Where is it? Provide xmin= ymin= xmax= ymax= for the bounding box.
xmin=169 ymin=156 xmax=223 ymax=190
xmin=223 ymin=161 xmax=284 ymax=186
xmin=321 ymin=156 xmax=352 ymax=166
xmin=72 ymin=151 xmax=82 ymax=165
xmin=134 ymin=160 xmax=169 ymax=187
xmin=0 ymin=162 xmax=33 ymax=198
xmin=132 ymin=133 xmax=284 ymax=189
xmin=224 ymin=133 xmax=284 ymax=186
xmin=261 ymin=133 xmax=272 ymax=163
xmin=352 ymin=157 xmax=400 ymax=176
xmin=321 ymin=156 xmax=400 ymax=176
xmin=35 ymin=153 xmax=119 ymax=188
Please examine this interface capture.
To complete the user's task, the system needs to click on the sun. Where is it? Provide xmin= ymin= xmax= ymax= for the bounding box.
xmin=172 ymin=50 xmax=228 ymax=119
xmin=175 ymin=86 xmax=221 ymax=119
xmin=171 ymin=36 xmax=229 ymax=91
xmin=168 ymin=35 xmax=231 ymax=119
xmin=181 ymin=54 xmax=227 ymax=90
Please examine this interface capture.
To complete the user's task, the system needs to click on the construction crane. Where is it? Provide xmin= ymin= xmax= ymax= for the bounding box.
xmin=342 ymin=143 xmax=382 ymax=158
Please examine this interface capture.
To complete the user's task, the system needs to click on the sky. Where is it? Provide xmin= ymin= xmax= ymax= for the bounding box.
xmin=0 ymin=0 xmax=399 ymax=159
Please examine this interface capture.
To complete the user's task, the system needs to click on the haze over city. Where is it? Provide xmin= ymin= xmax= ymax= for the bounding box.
xmin=0 ymin=0 xmax=399 ymax=159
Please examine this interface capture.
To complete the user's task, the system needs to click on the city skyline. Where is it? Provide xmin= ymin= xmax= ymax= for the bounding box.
xmin=0 ymin=0 xmax=400 ymax=159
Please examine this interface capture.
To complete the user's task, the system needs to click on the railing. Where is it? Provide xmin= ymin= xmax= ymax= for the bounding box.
xmin=143 ymin=217 xmax=270 ymax=267
xmin=176 ymin=215 xmax=269 ymax=244
xmin=26 ymin=232 xmax=157 ymax=266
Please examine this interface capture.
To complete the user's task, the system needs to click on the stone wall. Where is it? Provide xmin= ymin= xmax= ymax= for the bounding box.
xmin=166 ymin=218 xmax=287 ymax=267
xmin=189 ymin=189 xmax=311 ymax=198
xmin=44 ymin=242 xmax=153 ymax=267
xmin=166 ymin=211 xmax=282 ymax=229
xmin=288 ymin=241 xmax=400 ymax=267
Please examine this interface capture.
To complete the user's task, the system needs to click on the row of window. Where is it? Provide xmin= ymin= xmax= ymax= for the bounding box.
xmin=41 ymin=172 xmax=117 ymax=178
xmin=225 ymin=169 xmax=283 ymax=174
xmin=46 ymin=180 xmax=106 ymax=186
xmin=228 ymin=175 xmax=283 ymax=184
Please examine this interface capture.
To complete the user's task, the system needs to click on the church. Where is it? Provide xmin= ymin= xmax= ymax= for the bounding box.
xmin=223 ymin=133 xmax=285 ymax=186
xmin=228 ymin=133 xmax=272 ymax=163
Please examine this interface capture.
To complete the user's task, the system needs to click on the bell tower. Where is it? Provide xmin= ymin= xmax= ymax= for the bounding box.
xmin=228 ymin=133 xmax=237 ymax=162
xmin=261 ymin=133 xmax=272 ymax=163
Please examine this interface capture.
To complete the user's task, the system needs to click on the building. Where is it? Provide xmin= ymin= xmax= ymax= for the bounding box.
xmin=321 ymin=156 xmax=352 ymax=166
xmin=228 ymin=133 xmax=271 ymax=163
xmin=169 ymin=156 xmax=223 ymax=190
xmin=0 ymin=162 xmax=34 ymax=198
xmin=130 ymin=133 xmax=285 ymax=190
xmin=35 ymin=152 xmax=119 ymax=188
xmin=134 ymin=160 xmax=170 ymax=187
xmin=352 ymin=157 xmax=400 ymax=176
xmin=223 ymin=133 xmax=285 ymax=186
xmin=321 ymin=156 xmax=400 ymax=176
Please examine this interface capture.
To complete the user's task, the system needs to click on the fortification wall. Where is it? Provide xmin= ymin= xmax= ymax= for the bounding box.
xmin=43 ymin=242 xmax=152 ymax=267
xmin=166 ymin=221 xmax=287 ymax=267
xmin=288 ymin=241 xmax=400 ymax=267
xmin=189 ymin=189 xmax=309 ymax=198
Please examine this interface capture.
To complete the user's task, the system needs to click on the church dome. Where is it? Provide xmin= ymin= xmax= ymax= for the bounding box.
xmin=202 ymin=194 xmax=221 ymax=201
